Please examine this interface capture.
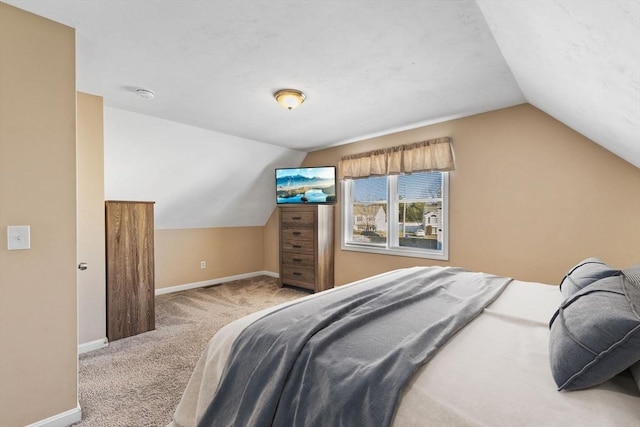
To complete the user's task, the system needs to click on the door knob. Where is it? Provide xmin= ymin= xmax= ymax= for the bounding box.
xmin=78 ymin=262 xmax=88 ymax=271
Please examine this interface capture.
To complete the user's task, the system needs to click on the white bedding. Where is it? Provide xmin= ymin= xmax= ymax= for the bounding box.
xmin=170 ymin=267 xmax=640 ymax=427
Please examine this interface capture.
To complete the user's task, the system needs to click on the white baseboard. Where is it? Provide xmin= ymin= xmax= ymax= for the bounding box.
xmin=78 ymin=337 xmax=108 ymax=355
xmin=155 ymin=270 xmax=280 ymax=295
xmin=26 ymin=403 xmax=82 ymax=427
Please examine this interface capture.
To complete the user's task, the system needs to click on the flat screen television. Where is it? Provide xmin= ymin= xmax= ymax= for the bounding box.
xmin=275 ymin=166 xmax=337 ymax=204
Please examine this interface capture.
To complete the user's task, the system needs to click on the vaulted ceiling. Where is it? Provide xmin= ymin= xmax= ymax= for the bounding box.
xmin=5 ymin=0 xmax=639 ymax=228
xmin=478 ymin=0 xmax=639 ymax=168
xmin=6 ymin=0 xmax=638 ymax=166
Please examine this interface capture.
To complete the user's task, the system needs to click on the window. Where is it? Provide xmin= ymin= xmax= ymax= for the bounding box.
xmin=342 ymin=171 xmax=448 ymax=260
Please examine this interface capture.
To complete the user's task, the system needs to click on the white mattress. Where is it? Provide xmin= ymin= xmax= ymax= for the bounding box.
xmin=170 ymin=267 xmax=640 ymax=427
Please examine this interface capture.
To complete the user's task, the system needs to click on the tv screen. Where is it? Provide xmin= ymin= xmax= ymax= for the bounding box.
xmin=276 ymin=166 xmax=337 ymax=204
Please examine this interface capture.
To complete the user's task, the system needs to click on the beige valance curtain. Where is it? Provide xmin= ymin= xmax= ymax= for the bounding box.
xmin=339 ymin=137 xmax=455 ymax=179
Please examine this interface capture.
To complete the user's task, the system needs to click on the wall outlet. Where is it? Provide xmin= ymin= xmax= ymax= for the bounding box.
xmin=200 ymin=261 xmax=206 ymax=269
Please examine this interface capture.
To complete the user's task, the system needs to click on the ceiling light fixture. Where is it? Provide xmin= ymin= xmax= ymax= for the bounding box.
xmin=135 ymin=88 xmax=155 ymax=100
xmin=274 ymin=89 xmax=305 ymax=110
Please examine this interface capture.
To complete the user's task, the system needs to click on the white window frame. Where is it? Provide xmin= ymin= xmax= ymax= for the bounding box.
xmin=341 ymin=172 xmax=449 ymax=261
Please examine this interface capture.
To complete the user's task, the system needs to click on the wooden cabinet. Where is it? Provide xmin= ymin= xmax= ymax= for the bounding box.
xmin=279 ymin=205 xmax=334 ymax=292
xmin=105 ymin=201 xmax=155 ymax=341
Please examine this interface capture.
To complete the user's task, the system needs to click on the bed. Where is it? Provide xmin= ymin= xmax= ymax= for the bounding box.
xmin=170 ymin=264 xmax=640 ymax=427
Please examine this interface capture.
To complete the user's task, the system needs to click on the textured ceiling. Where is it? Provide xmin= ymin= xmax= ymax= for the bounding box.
xmin=6 ymin=0 xmax=526 ymax=152
xmin=478 ymin=0 xmax=639 ymax=168
xmin=4 ymin=0 xmax=639 ymax=230
xmin=6 ymin=0 xmax=637 ymax=166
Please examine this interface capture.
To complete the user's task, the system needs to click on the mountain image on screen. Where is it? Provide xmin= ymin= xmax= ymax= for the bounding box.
xmin=276 ymin=170 xmax=336 ymax=204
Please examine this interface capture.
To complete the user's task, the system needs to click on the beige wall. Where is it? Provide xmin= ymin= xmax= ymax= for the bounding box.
xmin=266 ymin=104 xmax=640 ymax=285
xmin=0 ymin=3 xmax=78 ymax=426
xmin=77 ymin=92 xmax=106 ymax=346
xmin=155 ymin=227 xmax=266 ymax=289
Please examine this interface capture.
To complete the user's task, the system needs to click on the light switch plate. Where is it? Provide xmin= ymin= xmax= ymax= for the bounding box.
xmin=7 ymin=225 xmax=30 ymax=250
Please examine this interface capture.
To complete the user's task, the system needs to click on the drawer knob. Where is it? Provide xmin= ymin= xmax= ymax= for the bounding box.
xmin=293 ymin=272 xmax=302 ymax=276
xmin=293 ymin=258 xmax=302 ymax=262
xmin=292 ymin=231 xmax=302 ymax=235
xmin=292 ymin=216 xmax=302 ymax=220
xmin=292 ymin=245 xmax=301 ymax=248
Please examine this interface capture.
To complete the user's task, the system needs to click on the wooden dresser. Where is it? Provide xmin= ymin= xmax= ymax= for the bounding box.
xmin=279 ymin=204 xmax=334 ymax=292
xmin=105 ymin=200 xmax=155 ymax=341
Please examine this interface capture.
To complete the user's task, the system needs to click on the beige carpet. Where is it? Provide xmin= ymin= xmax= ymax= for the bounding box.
xmin=74 ymin=276 xmax=307 ymax=427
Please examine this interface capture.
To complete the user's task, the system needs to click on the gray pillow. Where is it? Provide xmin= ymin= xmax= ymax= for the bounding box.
xmin=559 ymin=257 xmax=620 ymax=299
xmin=631 ymin=362 xmax=640 ymax=390
xmin=549 ymin=269 xmax=640 ymax=391
xmin=624 ymin=265 xmax=640 ymax=391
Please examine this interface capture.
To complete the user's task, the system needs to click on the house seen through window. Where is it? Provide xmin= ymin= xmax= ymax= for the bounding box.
xmin=342 ymin=171 xmax=448 ymax=260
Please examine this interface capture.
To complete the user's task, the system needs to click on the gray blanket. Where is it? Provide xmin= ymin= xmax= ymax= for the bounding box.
xmin=198 ymin=267 xmax=511 ymax=427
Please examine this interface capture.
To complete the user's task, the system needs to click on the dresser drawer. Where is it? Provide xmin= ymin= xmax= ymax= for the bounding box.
xmin=282 ymin=252 xmax=314 ymax=268
xmin=281 ymin=227 xmax=314 ymax=241
xmin=281 ymin=210 xmax=314 ymax=227
xmin=278 ymin=205 xmax=334 ymax=293
xmin=282 ymin=266 xmax=315 ymax=286
xmin=281 ymin=239 xmax=314 ymax=253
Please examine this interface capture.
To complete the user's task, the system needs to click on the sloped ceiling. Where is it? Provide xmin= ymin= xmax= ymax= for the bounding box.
xmin=4 ymin=0 xmax=639 ymax=228
xmin=3 ymin=0 xmax=525 ymax=151
xmin=478 ymin=0 xmax=639 ymax=168
xmin=103 ymin=107 xmax=306 ymax=229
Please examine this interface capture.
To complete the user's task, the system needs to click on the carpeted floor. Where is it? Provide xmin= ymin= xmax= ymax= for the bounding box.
xmin=73 ymin=275 xmax=307 ymax=427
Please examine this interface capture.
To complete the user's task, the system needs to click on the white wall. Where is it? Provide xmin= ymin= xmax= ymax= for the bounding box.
xmin=104 ymin=107 xmax=306 ymax=229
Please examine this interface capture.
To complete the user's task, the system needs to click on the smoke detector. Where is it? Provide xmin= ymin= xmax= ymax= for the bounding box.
xmin=135 ymin=88 xmax=155 ymax=99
